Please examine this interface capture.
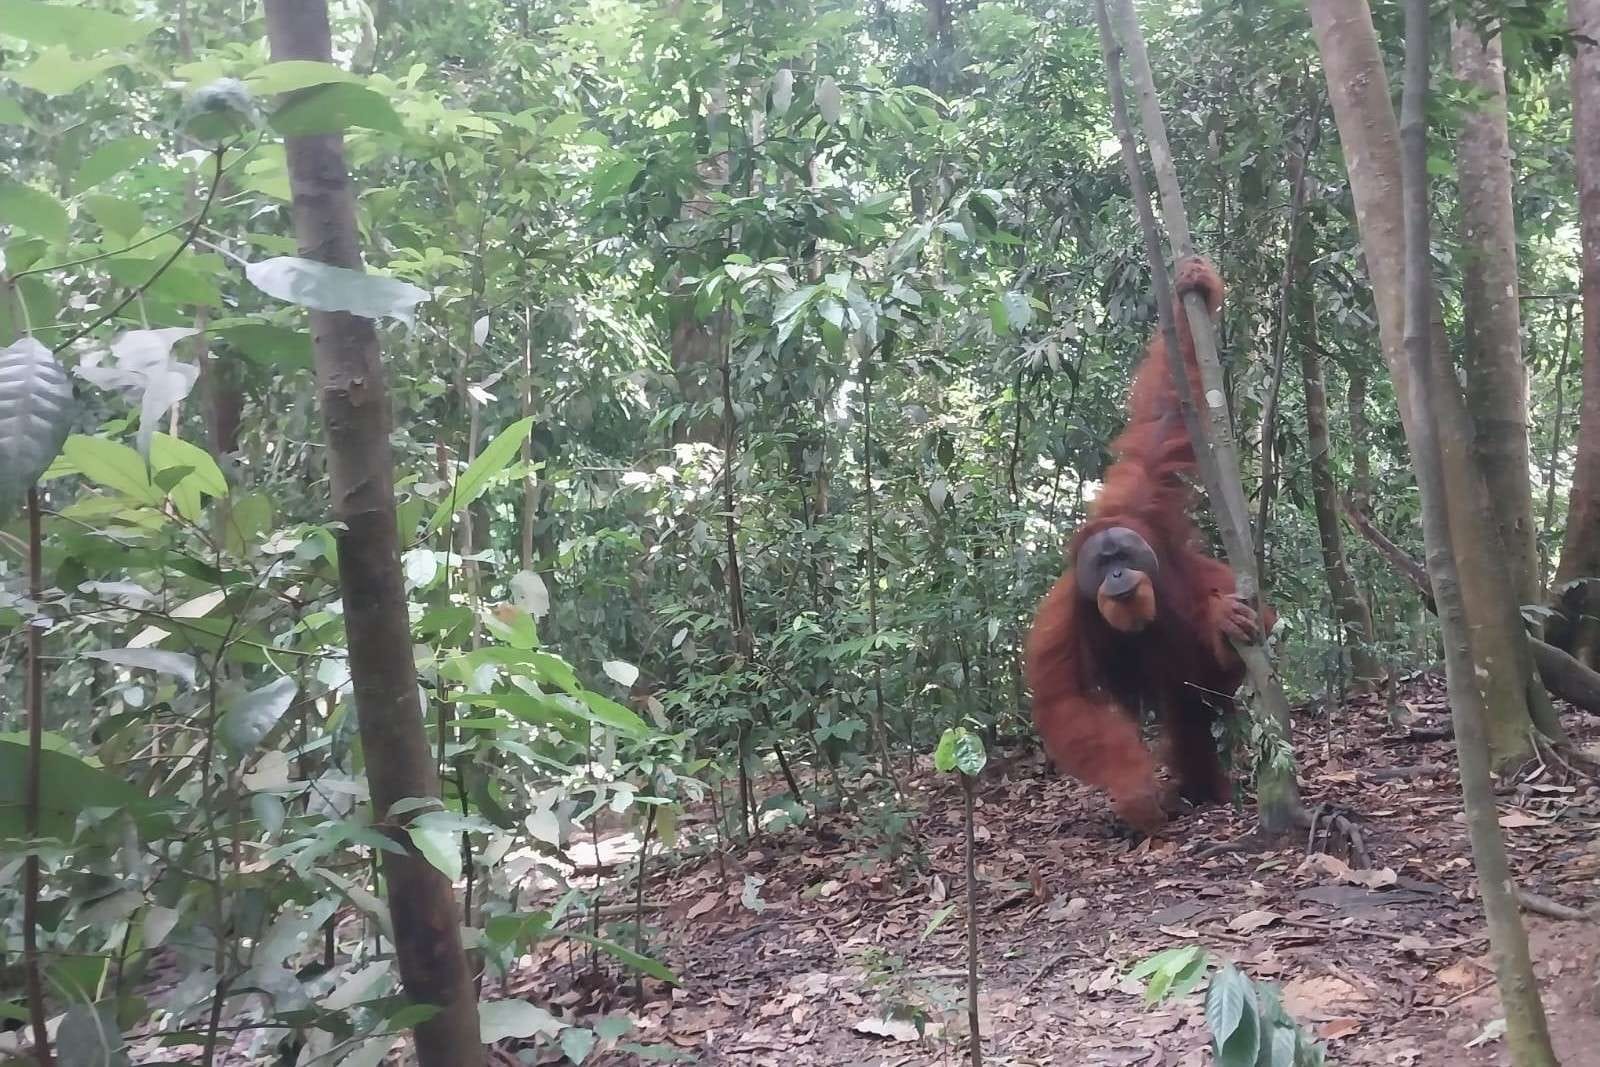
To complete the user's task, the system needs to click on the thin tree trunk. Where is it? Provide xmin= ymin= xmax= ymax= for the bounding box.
xmin=1306 ymin=0 xmax=1562 ymax=763
xmin=1257 ymin=113 xmax=1318 ymax=585
xmin=1297 ymin=254 xmax=1382 ymax=690
xmin=1398 ymin=6 xmax=1557 ymax=1060
xmin=860 ymin=337 xmax=898 ymax=788
xmin=1541 ymin=301 xmax=1575 ymax=588
xmin=1452 ymin=19 xmax=1539 ymax=603
xmin=1347 ymin=366 xmax=1371 ymax=512
xmin=263 ymin=3 xmax=482 ymax=1064
xmin=23 ymin=489 xmax=52 ymax=1067
xmin=1100 ymin=0 xmax=1304 ymax=834
xmin=1559 ymin=0 xmax=1600 ymax=666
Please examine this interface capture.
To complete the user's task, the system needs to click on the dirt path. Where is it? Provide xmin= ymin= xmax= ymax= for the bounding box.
xmin=513 ymin=674 xmax=1600 ymax=1065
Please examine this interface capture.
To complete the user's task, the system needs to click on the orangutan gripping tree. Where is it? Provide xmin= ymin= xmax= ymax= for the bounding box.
xmin=1027 ymin=260 xmax=1271 ymax=836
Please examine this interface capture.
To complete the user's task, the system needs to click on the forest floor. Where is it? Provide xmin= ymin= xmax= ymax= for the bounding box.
xmin=511 ymin=672 xmax=1600 ymax=1067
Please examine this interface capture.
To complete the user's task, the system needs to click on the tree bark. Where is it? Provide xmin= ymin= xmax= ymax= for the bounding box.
xmin=1398 ymin=5 xmax=1556 ymax=1059
xmin=263 ymin=3 xmax=483 ymax=1064
xmin=1559 ymin=0 xmax=1600 ymax=666
xmin=1101 ymin=0 xmax=1303 ymax=834
xmin=1305 ymin=0 xmax=1563 ymax=764
xmin=1296 ymin=251 xmax=1382 ymax=690
xmin=1451 ymin=20 xmax=1539 ymax=603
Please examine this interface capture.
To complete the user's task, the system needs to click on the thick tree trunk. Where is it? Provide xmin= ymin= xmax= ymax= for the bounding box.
xmin=1398 ymin=4 xmax=1557 ymax=1060
xmin=263 ymin=3 xmax=483 ymax=1064
xmin=1559 ymin=0 xmax=1600 ymax=666
xmin=1296 ymin=251 xmax=1382 ymax=690
xmin=1306 ymin=0 xmax=1562 ymax=765
xmin=1451 ymin=20 xmax=1539 ymax=603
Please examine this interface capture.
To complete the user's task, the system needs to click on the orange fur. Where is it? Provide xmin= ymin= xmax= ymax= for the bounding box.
xmin=1025 ymin=257 xmax=1269 ymax=836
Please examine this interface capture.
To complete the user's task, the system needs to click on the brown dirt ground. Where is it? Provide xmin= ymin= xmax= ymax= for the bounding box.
xmin=511 ymin=673 xmax=1600 ymax=1066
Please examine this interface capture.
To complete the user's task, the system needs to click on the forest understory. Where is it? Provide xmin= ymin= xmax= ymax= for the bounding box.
xmin=491 ymin=675 xmax=1600 ymax=1067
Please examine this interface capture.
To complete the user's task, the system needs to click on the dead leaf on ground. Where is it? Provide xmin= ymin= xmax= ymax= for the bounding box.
xmin=1048 ymin=895 xmax=1089 ymax=922
xmin=1497 ymin=810 xmax=1546 ymax=829
xmin=686 ymin=892 xmax=721 ymax=920
xmin=853 ymin=1015 xmax=935 ymax=1042
xmin=1298 ymin=853 xmax=1399 ymax=889
xmin=1465 ymin=1018 xmax=1508 ymax=1048
xmin=1436 ymin=960 xmax=1479 ymax=988
xmin=1228 ymin=909 xmax=1281 ymax=934
xmin=1280 ymin=975 xmax=1371 ymax=1020
xmin=1318 ymin=1018 xmax=1363 ymax=1040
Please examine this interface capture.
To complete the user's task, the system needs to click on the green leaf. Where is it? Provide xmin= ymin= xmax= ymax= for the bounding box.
xmin=0 ymin=177 xmax=68 ymax=243
xmin=561 ymin=1027 xmax=599 ymax=1065
xmin=771 ymin=68 xmax=794 ymax=116
xmin=0 ymin=95 xmax=31 ymax=126
xmin=0 ymin=338 xmax=73 ymax=519
xmin=932 ymin=727 xmax=987 ymax=776
xmin=211 ymin=322 xmax=314 ymax=370
xmin=245 ymin=60 xmax=362 ymax=95
xmin=407 ymin=820 xmax=462 ymax=882
xmin=74 ymin=136 xmax=153 ymax=193
xmin=1001 ymin=290 xmax=1035 ymax=332
xmin=573 ymin=690 xmax=651 ymax=738
xmin=1207 ymin=965 xmax=1261 ymax=1067
xmin=83 ymin=194 xmax=143 ymax=238
xmin=0 ymin=0 xmax=151 ymax=51
xmin=478 ymin=1000 xmax=564 ymax=1044
xmin=425 ymin=416 xmax=536 ymax=535
xmin=220 ymin=675 xmax=299 ymax=753
xmin=182 ymin=78 xmax=260 ymax=144
xmin=245 ymin=256 xmax=431 ymax=330
xmin=149 ymin=431 xmax=227 ymax=520
xmin=921 ymin=903 xmax=957 ymax=941
xmin=0 ymin=735 xmax=141 ymax=837
xmin=7 ymin=46 xmax=130 ymax=95
xmin=772 ymin=284 xmax=818 ymax=326
xmin=61 ymin=435 xmax=162 ymax=505
xmin=269 ymin=83 xmax=404 ymax=136
xmin=563 ymin=931 xmax=678 ymax=984
xmin=83 ymin=648 xmax=198 ymax=688
xmin=816 ymin=76 xmax=842 ymax=123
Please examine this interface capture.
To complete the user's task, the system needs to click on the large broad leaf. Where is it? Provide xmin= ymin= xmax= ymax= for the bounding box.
xmin=1206 ymin=964 xmax=1261 ymax=1067
xmin=84 ymin=648 xmax=198 ymax=688
xmin=932 ymin=727 xmax=987 ymax=777
xmin=0 ymin=735 xmax=141 ymax=838
xmin=8 ymin=46 xmax=129 ymax=96
xmin=220 ymin=675 xmax=299 ymax=753
xmin=74 ymin=135 xmax=153 ymax=193
xmin=244 ymin=59 xmax=361 ymax=95
xmin=562 ymin=931 xmax=678 ymax=984
xmin=246 ymin=257 xmax=430 ymax=330
xmin=211 ymin=321 xmax=313 ymax=370
xmin=83 ymin=193 xmax=142 ymax=239
xmin=269 ymin=83 xmax=404 ymax=136
xmin=0 ymin=0 xmax=152 ymax=51
xmin=407 ymin=818 xmax=462 ymax=883
xmin=0 ymin=96 xmax=30 ymax=126
xmin=0 ymin=338 xmax=73 ymax=519
xmin=60 ymin=435 xmax=162 ymax=506
xmin=816 ymin=76 xmax=842 ymax=124
xmin=149 ymin=431 xmax=228 ymax=520
xmin=0 ymin=177 xmax=68 ymax=243
xmin=425 ymin=416 xmax=535 ymax=535
xmin=478 ymin=1000 xmax=564 ymax=1044
xmin=73 ymin=328 xmax=199 ymax=457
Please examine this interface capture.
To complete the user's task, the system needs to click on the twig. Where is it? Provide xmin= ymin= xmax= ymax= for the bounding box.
xmin=1361 ymin=764 xmax=1450 ymax=780
xmin=1516 ymin=888 xmax=1594 ymax=922
xmin=52 ymin=147 xmax=226 ymax=354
